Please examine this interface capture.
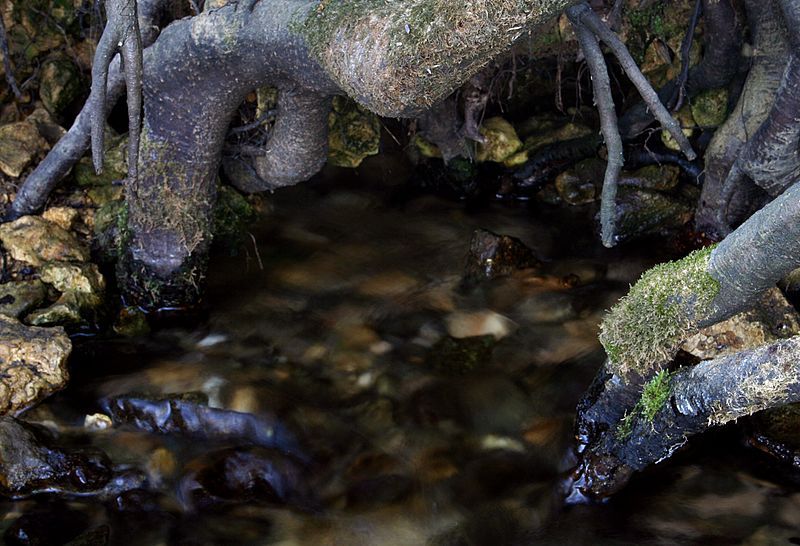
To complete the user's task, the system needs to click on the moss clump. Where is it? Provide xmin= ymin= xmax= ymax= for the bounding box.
xmin=212 ymin=185 xmax=256 ymax=251
xmin=617 ymin=369 xmax=673 ymax=439
xmin=600 ymin=245 xmax=720 ymax=378
xmin=298 ymin=0 xmax=574 ymax=115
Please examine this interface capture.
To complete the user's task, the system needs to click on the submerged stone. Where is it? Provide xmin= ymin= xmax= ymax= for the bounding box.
xmin=554 ymin=159 xmax=605 ymax=205
xmin=0 ymin=215 xmax=89 ymax=266
xmin=462 ymin=229 xmax=540 ymax=286
xmin=0 ymin=121 xmax=48 ymax=178
xmin=0 ymin=315 xmax=70 ymax=415
xmin=178 ymin=447 xmax=314 ymax=511
xmin=619 ymin=164 xmax=680 ymax=192
xmin=425 ymin=335 xmax=496 ymax=376
xmin=610 ymin=186 xmax=695 ymax=244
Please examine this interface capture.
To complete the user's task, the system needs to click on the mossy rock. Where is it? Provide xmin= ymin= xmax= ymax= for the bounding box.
xmin=413 ymin=134 xmax=442 ymax=159
xmin=74 ymin=134 xmax=127 ymax=188
xmin=691 ymin=88 xmax=729 ymax=128
xmin=425 ymin=335 xmax=496 ymax=376
xmin=212 ymin=185 xmax=257 ymax=251
xmin=93 ymin=199 xmax=127 ymax=262
xmin=554 ymin=158 xmax=605 ymax=205
xmin=113 ymin=306 xmax=151 ymax=337
xmin=327 ymin=96 xmax=381 ymax=168
xmin=661 ymin=107 xmax=695 ymax=152
xmin=475 ymin=117 xmax=522 ymax=163
xmin=0 ymin=280 xmax=48 ymax=319
xmin=611 ymin=185 xmax=696 ymax=244
xmin=619 ymin=164 xmax=680 ymax=192
xmin=39 ymin=55 xmax=84 ymax=117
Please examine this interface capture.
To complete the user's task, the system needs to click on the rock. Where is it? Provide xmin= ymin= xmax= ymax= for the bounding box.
xmin=26 ymin=107 xmax=67 ymax=145
xmin=0 ymin=121 xmax=48 ymax=178
xmin=4 ymin=504 xmax=90 ymax=546
xmin=39 ymin=55 xmax=84 ymax=117
xmin=554 ymin=159 xmax=605 ymax=205
xmin=425 ymin=335 xmax=495 ymax=375
xmin=112 ymin=306 xmax=150 ymax=337
xmin=0 ymin=216 xmax=89 ymax=266
xmin=476 ymin=117 xmax=522 ymax=163
xmin=178 ymin=447 xmax=314 ymax=511
xmin=682 ymin=288 xmax=800 ymax=360
xmin=619 ymin=164 xmax=680 ymax=192
xmin=0 ymin=416 xmax=111 ymax=497
xmin=40 ymin=261 xmax=105 ymax=295
xmin=73 ymin=135 xmax=127 ymax=187
xmin=661 ymin=106 xmax=695 ymax=152
xmin=609 ymin=186 xmax=695 ymax=244
xmin=0 ymin=315 xmax=70 ymax=415
xmin=445 ymin=310 xmax=515 ymax=339
xmin=26 ymin=292 xmax=87 ymax=326
xmin=327 ymin=96 xmax=381 ymax=168
xmin=462 ymin=229 xmax=540 ymax=286
xmin=0 ymin=280 xmax=48 ymax=319
xmin=42 ymin=206 xmax=80 ymax=231
xmin=101 ymin=393 xmax=306 ymax=460
xmin=691 ymin=87 xmax=729 ymax=128
xmin=93 ymin=199 xmax=126 ymax=261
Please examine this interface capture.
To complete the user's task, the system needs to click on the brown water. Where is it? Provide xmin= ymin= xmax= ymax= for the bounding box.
xmin=4 ymin=157 xmax=800 ymax=545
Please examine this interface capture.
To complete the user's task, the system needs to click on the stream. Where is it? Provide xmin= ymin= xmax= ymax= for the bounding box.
xmin=4 ymin=156 xmax=800 ymax=545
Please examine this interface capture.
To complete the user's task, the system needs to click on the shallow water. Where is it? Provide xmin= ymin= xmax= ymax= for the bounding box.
xmin=5 ymin=157 xmax=800 ymax=545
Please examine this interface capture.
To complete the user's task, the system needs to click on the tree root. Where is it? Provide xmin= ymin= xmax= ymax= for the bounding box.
xmin=89 ymin=0 xmax=143 ymax=180
xmin=572 ymin=179 xmax=800 ymax=500
xmin=567 ymin=2 xmax=695 ymax=247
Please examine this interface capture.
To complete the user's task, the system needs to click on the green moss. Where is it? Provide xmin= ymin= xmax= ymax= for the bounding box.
xmin=600 ymin=245 xmax=720 ymax=378
xmin=617 ymin=369 xmax=673 ymax=439
xmin=327 ymin=96 xmax=381 ymax=168
xmin=212 ymin=185 xmax=256 ymax=251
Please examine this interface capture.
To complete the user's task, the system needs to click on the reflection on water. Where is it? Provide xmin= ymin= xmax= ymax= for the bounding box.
xmin=5 ymin=159 xmax=800 ymax=545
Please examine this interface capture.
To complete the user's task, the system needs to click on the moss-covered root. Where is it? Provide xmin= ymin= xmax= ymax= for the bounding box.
xmin=300 ymin=0 xmax=580 ymax=117
xmin=599 ymin=245 xmax=719 ymax=380
xmin=571 ymin=335 xmax=800 ymax=501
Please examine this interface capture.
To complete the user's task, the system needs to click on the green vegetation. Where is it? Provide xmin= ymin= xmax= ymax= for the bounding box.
xmin=617 ymin=369 xmax=673 ymax=439
xmin=600 ymin=245 xmax=720 ymax=378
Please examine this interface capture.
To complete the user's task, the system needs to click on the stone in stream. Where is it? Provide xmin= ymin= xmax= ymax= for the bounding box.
xmin=3 ymin=503 xmax=91 ymax=546
xmin=178 ymin=447 xmax=315 ymax=511
xmin=101 ymin=392 xmax=307 ymax=461
xmin=425 ymin=335 xmax=496 ymax=376
xmin=0 ymin=315 xmax=71 ymax=415
xmin=462 ymin=229 xmax=540 ymax=287
xmin=0 ymin=417 xmax=111 ymax=497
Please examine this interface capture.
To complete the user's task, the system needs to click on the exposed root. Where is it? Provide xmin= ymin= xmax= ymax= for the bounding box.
xmin=89 ymin=0 xmax=143 ymax=180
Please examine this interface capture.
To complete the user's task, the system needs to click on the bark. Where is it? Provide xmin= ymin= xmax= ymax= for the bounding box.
xmin=696 ymin=0 xmax=789 ymax=235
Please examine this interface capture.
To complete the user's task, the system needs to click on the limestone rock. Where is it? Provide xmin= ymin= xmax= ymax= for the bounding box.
xmin=0 ymin=315 xmax=71 ymax=415
xmin=42 ymin=206 xmax=80 ymax=231
xmin=39 ymin=55 xmax=84 ymax=116
xmin=40 ymin=262 xmax=105 ymax=295
xmin=0 ymin=122 xmax=48 ymax=178
xmin=476 ymin=117 xmax=522 ymax=163
xmin=0 ymin=280 xmax=48 ymax=319
xmin=327 ymin=96 xmax=381 ymax=168
xmin=0 ymin=216 xmax=89 ymax=266
xmin=26 ymin=291 xmax=97 ymax=326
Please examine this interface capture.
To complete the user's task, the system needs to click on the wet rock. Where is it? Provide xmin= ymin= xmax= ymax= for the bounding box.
xmin=101 ymin=393 xmax=305 ymax=460
xmin=445 ymin=310 xmax=515 ymax=340
xmin=0 ymin=121 xmax=48 ymax=178
xmin=476 ymin=117 xmax=523 ymax=164
xmin=65 ymin=526 xmax=110 ymax=546
xmin=554 ymin=159 xmax=605 ymax=205
xmin=346 ymin=473 xmax=414 ymax=507
xmin=0 ymin=216 xmax=89 ymax=266
xmin=619 ymin=164 xmax=680 ymax=192
xmin=0 ymin=416 xmax=111 ymax=497
xmin=425 ymin=335 xmax=495 ymax=376
xmin=73 ymin=135 xmax=127 ymax=188
xmin=327 ymin=96 xmax=381 ymax=168
xmin=609 ymin=186 xmax=695 ymax=244
xmin=112 ymin=306 xmax=151 ymax=337
xmin=462 ymin=229 xmax=540 ymax=286
xmin=4 ymin=503 xmax=90 ymax=546
xmin=39 ymin=55 xmax=84 ymax=117
xmin=178 ymin=447 xmax=314 ymax=511
xmin=0 ymin=280 xmax=47 ymax=319
xmin=26 ymin=292 xmax=87 ymax=326
xmin=0 ymin=315 xmax=70 ymax=415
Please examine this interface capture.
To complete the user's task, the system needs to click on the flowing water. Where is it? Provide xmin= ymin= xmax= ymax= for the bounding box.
xmin=4 ymin=157 xmax=800 ymax=545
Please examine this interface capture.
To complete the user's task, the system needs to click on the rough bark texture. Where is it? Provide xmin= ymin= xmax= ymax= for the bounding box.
xmin=696 ymin=0 xmax=789 ymax=235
